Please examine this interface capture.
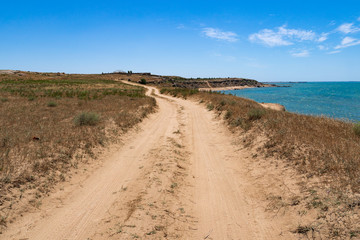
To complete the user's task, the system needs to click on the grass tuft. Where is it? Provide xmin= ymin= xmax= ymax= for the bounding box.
xmin=247 ymin=108 xmax=265 ymax=120
xmin=74 ymin=112 xmax=100 ymax=126
xmin=206 ymin=103 xmax=214 ymax=111
xmin=47 ymin=101 xmax=57 ymax=107
xmin=354 ymin=122 xmax=360 ymax=136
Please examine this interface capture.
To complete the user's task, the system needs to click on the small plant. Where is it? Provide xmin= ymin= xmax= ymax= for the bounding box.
xmin=47 ymin=101 xmax=57 ymax=107
xmin=0 ymin=97 xmax=8 ymax=102
xmin=74 ymin=112 xmax=100 ymax=126
xmin=354 ymin=122 xmax=360 ymax=136
xmin=224 ymin=110 xmax=232 ymax=119
xmin=293 ymin=225 xmax=313 ymax=234
xmin=247 ymin=108 xmax=265 ymax=120
xmin=139 ymin=78 xmax=147 ymax=84
xmin=207 ymin=103 xmax=214 ymax=111
xmin=28 ymin=96 xmax=36 ymax=101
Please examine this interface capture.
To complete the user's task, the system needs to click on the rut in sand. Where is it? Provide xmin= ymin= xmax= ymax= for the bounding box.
xmin=2 ymin=82 xmax=301 ymax=239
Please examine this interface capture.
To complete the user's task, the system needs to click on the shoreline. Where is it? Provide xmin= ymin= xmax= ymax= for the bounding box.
xmin=199 ymin=85 xmax=286 ymax=111
xmin=198 ymin=83 xmax=275 ymax=92
xmin=199 ymin=85 xmax=254 ymax=91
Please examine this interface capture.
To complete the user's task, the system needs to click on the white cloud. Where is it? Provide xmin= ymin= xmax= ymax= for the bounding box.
xmin=249 ymin=25 xmax=316 ymax=47
xmin=317 ymin=33 xmax=328 ymax=42
xmin=335 ymin=36 xmax=360 ymax=49
xmin=337 ymin=23 xmax=360 ymax=34
xmin=328 ymin=50 xmax=341 ymax=54
xmin=249 ymin=29 xmax=292 ymax=47
xmin=291 ymin=50 xmax=310 ymax=57
xmin=202 ymin=28 xmax=238 ymax=42
xmin=358 ymin=17 xmax=360 ymax=21
xmin=342 ymin=36 xmax=356 ymax=45
xmin=278 ymin=26 xmax=316 ymax=40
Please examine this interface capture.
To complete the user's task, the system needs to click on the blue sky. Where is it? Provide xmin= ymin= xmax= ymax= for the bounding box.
xmin=1 ymin=0 xmax=360 ymax=81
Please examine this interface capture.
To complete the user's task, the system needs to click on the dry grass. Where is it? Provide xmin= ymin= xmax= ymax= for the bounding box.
xmin=0 ymin=72 xmax=156 ymax=228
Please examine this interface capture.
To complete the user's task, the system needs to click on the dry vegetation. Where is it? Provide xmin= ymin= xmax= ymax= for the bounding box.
xmin=161 ymin=87 xmax=360 ymax=239
xmin=0 ymin=72 xmax=156 ymax=230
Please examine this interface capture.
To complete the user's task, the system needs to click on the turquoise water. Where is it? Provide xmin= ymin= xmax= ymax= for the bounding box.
xmin=221 ymin=82 xmax=360 ymax=121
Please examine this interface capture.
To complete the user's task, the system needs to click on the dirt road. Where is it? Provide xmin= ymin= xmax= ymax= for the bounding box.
xmin=2 ymin=83 xmax=299 ymax=239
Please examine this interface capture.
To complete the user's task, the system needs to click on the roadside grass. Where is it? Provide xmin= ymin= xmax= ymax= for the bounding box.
xmin=0 ymin=72 xmax=156 ymax=228
xmin=160 ymin=88 xmax=198 ymax=99
xmin=160 ymin=88 xmax=360 ymax=192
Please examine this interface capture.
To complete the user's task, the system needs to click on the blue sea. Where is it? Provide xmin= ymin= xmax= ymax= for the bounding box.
xmin=221 ymin=82 xmax=360 ymax=122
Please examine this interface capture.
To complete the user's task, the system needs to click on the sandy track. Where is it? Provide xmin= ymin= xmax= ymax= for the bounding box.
xmin=2 ymin=83 xmax=298 ymax=239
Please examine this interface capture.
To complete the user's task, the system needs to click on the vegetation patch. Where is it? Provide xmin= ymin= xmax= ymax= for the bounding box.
xmin=206 ymin=103 xmax=214 ymax=111
xmin=160 ymin=88 xmax=198 ymax=99
xmin=247 ymin=108 xmax=265 ymax=120
xmin=74 ymin=112 xmax=100 ymax=126
xmin=47 ymin=101 xmax=57 ymax=107
xmin=354 ymin=122 xmax=360 ymax=136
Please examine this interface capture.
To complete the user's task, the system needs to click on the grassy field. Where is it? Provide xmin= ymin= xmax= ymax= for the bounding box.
xmin=0 ymin=72 xmax=156 ymax=229
xmin=161 ymin=87 xmax=360 ymax=239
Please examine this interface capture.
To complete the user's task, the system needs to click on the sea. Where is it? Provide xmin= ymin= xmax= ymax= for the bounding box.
xmin=221 ymin=82 xmax=360 ymax=122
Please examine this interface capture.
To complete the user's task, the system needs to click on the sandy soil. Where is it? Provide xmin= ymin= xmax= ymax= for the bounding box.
xmin=1 ymin=82 xmax=307 ymax=239
xmin=260 ymin=102 xmax=286 ymax=111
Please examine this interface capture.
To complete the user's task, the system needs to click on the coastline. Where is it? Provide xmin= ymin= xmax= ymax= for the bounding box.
xmin=199 ymin=85 xmax=254 ymax=91
xmin=199 ymin=85 xmax=286 ymax=111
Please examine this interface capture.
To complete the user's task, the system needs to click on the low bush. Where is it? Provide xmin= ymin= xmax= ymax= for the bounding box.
xmin=224 ymin=110 xmax=232 ymax=119
xmin=207 ymin=103 xmax=214 ymax=111
xmin=74 ymin=112 xmax=100 ymax=126
xmin=354 ymin=122 xmax=360 ymax=136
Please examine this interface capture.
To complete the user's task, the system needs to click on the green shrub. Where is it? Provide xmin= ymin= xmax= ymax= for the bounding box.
xmin=0 ymin=98 xmax=8 ymax=102
xmin=247 ymin=108 xmax=265 ymax=120
xmin=47 ymin=101 xmax=57 ymax=107
xmin=140 ymin=79 xmax=147 ymax=84
xmin=354 ymin=122 xmax=360 ymax=136
xmin=230 ymin=117 xmax=251 ymax=130
xmin=74 ymin=112 xmax=100 ymax=126
xmin=207 ymin=103 xmax=214 ymax=111
xmin=224 ymin=110 xmax=232 ymax=119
